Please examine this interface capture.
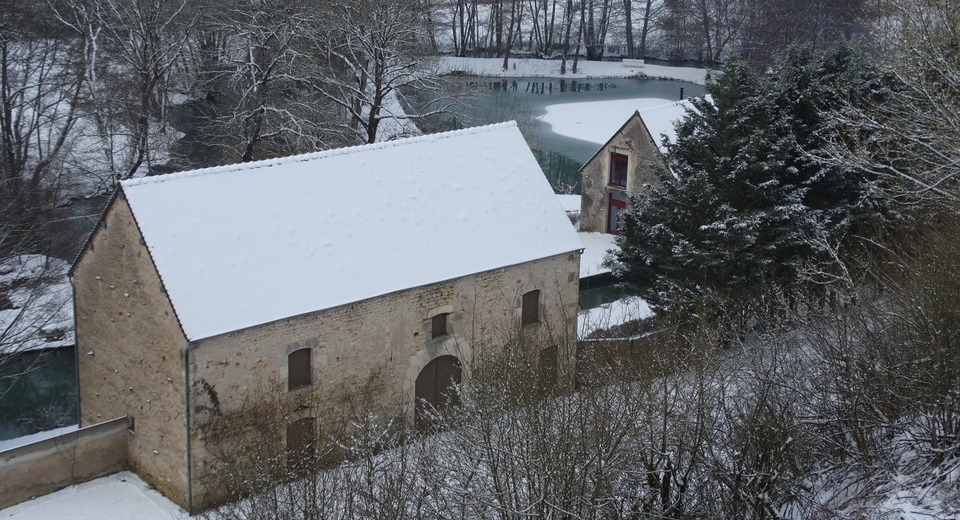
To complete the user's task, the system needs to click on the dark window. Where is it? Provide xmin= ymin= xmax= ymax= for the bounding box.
xmin=432 ymin=313 xmax=449 ymax=339
xmin=286 ymin=417 xmax=315 ymax=474
xmin=607 ymin=192 xmax=628 ymax=234
xmin=609 ymin=153 xmax=628 ymax=187
xmin=522 ymin=290 xmax=540 ymax=325
xmin=288 ymin=348 xmax=311 ymax=391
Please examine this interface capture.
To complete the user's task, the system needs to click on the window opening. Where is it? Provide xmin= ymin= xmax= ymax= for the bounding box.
xmin=609 ymin=153 xmax=628 ymax=187
xmin=432 ymin=313 xmax=449 ymax=339
xmin=522 ymin=290 xmax=540 ymax=325
xmin=288 ymin=348 xmax=312 ymax=391
xmin=286 ymin=417 xmax=315 ymax=474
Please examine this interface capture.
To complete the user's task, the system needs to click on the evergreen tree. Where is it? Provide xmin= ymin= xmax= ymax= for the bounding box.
xmin=609 ymin=47 xmax=885 ymax=321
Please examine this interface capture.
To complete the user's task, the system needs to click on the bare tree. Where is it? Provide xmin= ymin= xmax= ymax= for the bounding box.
xmin=310 ymin=0 xmax=449 ymax=144
xmin=87 ymin=0 xmax=194 ymax=179
xmin=450 ymin=0 xmax=480 ymax=57
xmin=581 ymin=0 xmax=613 ymax=60
xmin=0 ymin=5 xmax=85 ymax=237
xmin=816 ymin=0 xmax=960 ymax=203
xmin=195 ymin=0 xmax=340 ymax=163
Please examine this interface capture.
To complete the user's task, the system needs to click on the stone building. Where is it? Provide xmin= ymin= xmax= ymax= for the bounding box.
xmin=579 ymin=100 xmax=693 ymax=234
xmin=70 ymin=122 xmax=582 ymax=512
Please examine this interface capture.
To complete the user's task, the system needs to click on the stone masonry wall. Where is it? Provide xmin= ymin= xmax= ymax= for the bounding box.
xmin=0 ymin=417 xmax=128 ymax=510
xmin=187 ymin=250 xmax=581 ymax=508
xmin=580 ymin=114 xmax=666 ymax=233
xmin=72 ymin=194 xmax=191 ymax=509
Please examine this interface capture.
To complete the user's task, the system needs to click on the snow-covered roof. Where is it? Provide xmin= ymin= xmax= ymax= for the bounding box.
xmin=578 ymin=232 xmax=618 ymax=278
xmin=121 ymin=122 xmax=582 ymax=341
xmin=637 ymin=99 xmax=694 ymax=153
xmin=579 ymin=97 xmax=702 ymax=171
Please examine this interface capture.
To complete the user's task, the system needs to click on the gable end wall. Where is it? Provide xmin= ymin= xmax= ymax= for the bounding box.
xmin=580 ymin=116 xmax=667 ymax=233
xmin=71 ymin=195 xmax=190 ymax=508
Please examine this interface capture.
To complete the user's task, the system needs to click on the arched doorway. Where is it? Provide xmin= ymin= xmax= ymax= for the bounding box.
xmin=414 ymin=355 xmax=462 ymax=427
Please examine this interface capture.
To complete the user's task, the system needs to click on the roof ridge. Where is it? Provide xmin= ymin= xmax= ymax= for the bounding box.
xmin=122 ymin=121 xmax=519 ymax=188
xmin=637 ymin=98 xmax=694 ymax=113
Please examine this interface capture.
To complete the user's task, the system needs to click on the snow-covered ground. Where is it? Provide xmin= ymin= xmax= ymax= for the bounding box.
xmin=0 ymin=255 xmax=74 ymax=353
xmin=543 ymin=97 xmax=669 ymax=144
xmin=0 ymin=472 xmax=186 ymax=520
xmin=437 ymin=57 xmax=709 ymax=84
xmin=578 ymin=296 xmax=653 ymax=338
xmin=556 ymin=194 xmax=581 ymax=213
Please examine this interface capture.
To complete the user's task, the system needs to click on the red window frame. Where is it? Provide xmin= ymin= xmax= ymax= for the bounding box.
xmin=609 ymin=153 xmax=628 ymax=188
xmin=607 ymin=192 xmax=628 ymax=234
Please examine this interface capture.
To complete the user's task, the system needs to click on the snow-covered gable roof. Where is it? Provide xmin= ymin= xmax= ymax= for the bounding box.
xmin=579 ymin=97 xmax=701 ymax=171
xmin=121 ymin=122 xmax=582 ymax=341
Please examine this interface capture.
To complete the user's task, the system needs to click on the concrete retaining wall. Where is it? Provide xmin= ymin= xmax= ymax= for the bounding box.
xmin=0 ymin=416 xmax=128 ymax=509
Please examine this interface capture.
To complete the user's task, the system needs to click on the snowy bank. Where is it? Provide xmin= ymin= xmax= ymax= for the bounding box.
xmin=0 ymin=255 xmax=73 ymax=353
xmin=578 ymin=296 xmax=653 ymax=338
xmin=437 ymin=57 xmax=708 ymax=84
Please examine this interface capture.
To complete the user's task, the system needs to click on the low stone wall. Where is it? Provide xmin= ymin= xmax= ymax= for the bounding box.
xmin=0 ymin=416 xmax=128 ymax=509
xmin=576 ymin=330 xmax=671 ymax=386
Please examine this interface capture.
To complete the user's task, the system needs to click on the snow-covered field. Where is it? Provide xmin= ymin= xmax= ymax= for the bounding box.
xmin=437 ymin=56 xmax=709 ymax=84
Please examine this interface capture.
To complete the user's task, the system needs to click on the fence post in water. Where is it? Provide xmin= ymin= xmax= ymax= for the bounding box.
xmin=680 ymin=87 xmax=685 ymax=100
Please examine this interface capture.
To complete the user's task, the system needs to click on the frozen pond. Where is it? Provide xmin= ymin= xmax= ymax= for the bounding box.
xmin=422 ymin=76 xmax=706 ymax=192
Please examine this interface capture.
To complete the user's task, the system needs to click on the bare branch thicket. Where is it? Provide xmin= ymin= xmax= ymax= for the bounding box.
xmin=193 ymin=0 xmax=343 ymax=164
xmin=0 ymin=8 xmax=87 ymax=239
xmin=814 ymin=0 xmax=960 ymax=205
xmin=67 ymin=0 xmax=195 ymax=180
xmin=309 ymin=0 xmax=452 ymax=145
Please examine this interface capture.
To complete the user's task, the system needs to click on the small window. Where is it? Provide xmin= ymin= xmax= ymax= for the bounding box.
xmin=607 ymin=192 xmax=628 ymax=234
xmin=522 ymin=290 xmax=540 ymax=326
xmin=288 ymin=348 xmax=311 ymax=391
xmin=286 ymin=417 xmax=315 ymax=474
xmin=432 ymin=313 xmax=449 ymax=339
xmin=609 ymin=152 xmax=628 ymax=187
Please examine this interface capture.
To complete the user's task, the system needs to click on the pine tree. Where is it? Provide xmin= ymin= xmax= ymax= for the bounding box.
xmin=609 ymin=47 xmax=886 ymax=322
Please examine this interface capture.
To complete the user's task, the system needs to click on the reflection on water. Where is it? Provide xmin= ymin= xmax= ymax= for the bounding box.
xmin=415 ymin=76 xmax=706 ymax=194
xmin=533 ymin=148 xmax=583 ymax=193
xmin=0 ymin=347 xmax=78 ymax=440
xmin=579 ymin=273 xmax=627 ymax=309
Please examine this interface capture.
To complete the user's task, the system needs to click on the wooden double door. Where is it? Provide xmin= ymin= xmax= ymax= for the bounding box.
xmin=414 ymin=355 xmax=462 ymax=427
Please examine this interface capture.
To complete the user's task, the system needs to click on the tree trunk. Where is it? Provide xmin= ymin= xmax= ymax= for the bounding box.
xmin=624 ymin=0 xmax=635 ymax=58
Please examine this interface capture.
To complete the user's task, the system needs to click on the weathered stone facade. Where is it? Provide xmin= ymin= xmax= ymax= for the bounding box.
xmin=72 ymin=193 xmax=191 ymax=506
xmin=580 ymin=112 xmax=667 ymax=233
xmin=186 ymin=250 xmax=580 ymax=508
xmin=74 ymin=193 xmax=581 ymax=512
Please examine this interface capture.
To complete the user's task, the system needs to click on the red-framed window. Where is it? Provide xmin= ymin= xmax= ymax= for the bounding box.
xmin=607 ymin=192 xmax=628 ymax=234
xmin=609 ymin=153 xmax=628 ymax=187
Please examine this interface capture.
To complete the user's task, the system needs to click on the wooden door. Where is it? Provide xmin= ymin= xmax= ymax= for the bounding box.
xmin=415 ymin=355 xmax=462 ymax=426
